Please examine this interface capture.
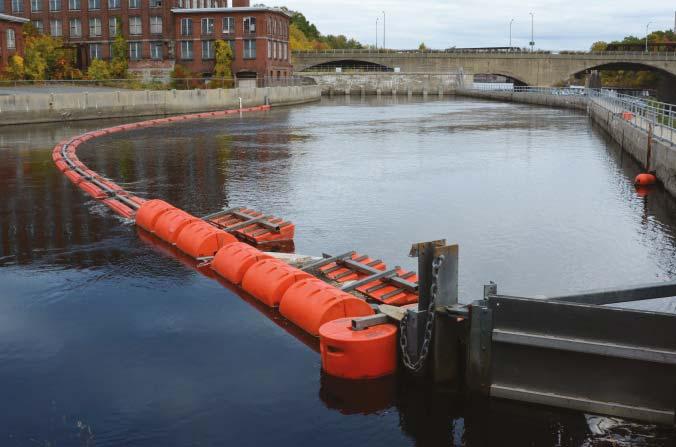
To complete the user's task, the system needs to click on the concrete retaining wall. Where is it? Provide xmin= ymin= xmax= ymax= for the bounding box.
xmin=456 ymin=89 xmax=676 ymax=197
xmin=0 ymin=85 xmax=321 ymax=125
xmin=301 ymin=72 xmax=473 ymax=96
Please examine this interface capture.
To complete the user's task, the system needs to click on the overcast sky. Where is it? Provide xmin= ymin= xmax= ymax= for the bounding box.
xmin=263 ymin=0 xmax=675 ymax=50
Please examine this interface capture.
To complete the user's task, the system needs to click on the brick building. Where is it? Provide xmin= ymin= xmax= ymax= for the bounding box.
xmin=0 ymin=0 xmax=291 ymax=80
xmin=0 ymin=13 xmax=28 ymax=69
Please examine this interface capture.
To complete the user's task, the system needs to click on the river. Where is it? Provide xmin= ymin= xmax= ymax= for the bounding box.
xmin=0 ymin=96 xmax=674 ymax=446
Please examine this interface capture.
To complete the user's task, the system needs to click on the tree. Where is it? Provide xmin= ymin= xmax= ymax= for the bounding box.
xmin=419 ymin=42 xmax=428 ymax=51
xmin=87 ymin=59 xmax=112 ymax=80
xmin=4 ymin=55 xmax=25 ymax=79
xmin=109 ymin=31 xmax=128 ymax=78
xmin=213 ymin=39 xmax=234 ymax=87
xmin=590 ymin=41 xmax=607 ymax=52
xmin=20 ymin=23 xmax=77 ymax=80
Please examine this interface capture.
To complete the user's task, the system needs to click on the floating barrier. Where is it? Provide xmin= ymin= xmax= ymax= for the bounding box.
xmin=135 ymin=200 xmax=176 ymax=232
xmin=635 ymin=172 xmax=657 ymax=186
xmin=205 ymin=207 xmax=295 ymax=247
xmin=154 ymin=209 xmax=198 ymax=244
xmin=175 ymin=220 xmax=236 ymax=259
xmin=280 ymin=278 xmax=374 ymax=336
xmin=241 ymin=258 xmax=312 ymax=307
xmin=319 ymin=253 xmax=386 ymax=282
xmin=319 ymin=318 xmax=398 ymax=380
xmin=210 ymin=242 xmax=273 ymax=285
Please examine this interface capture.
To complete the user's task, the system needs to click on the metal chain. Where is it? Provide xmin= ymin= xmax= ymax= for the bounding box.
xmin=399 ymin=254 xmax=445 ymax=372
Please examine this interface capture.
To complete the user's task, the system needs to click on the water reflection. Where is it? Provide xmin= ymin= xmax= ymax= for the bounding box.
xmin=1 ymin=97 xmax=675 ymax=446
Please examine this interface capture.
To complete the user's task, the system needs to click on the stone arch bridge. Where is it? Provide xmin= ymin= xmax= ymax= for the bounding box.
xmin=292 ymin=50 xmax=676 ymax=87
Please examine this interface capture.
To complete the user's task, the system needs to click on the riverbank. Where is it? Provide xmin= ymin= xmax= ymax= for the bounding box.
xmin=0 ymin=85 xmax=321 ymax=125
xmin=456 ymin=89 xmax=676 ymax=197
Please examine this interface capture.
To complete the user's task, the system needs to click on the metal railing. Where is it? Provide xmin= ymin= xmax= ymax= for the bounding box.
xmin=467 ymin=85 xmax=676 ymax=145
xmin=293 ymin=49 xmax=676 ymax=58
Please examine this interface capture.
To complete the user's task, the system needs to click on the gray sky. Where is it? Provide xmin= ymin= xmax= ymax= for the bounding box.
xmin=264 ymin=0 xmax=675 ymax=50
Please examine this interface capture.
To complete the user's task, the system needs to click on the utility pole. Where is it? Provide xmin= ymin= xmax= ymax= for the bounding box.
xmin=645 ymin=21 xmax=652 ymax=53
xmin=529 ymin=12 xmax=534 ymax=52
xmin=509 ymin=18 xmax=514 ymax=47
xmin=382 ymin=11 xmax=386 ymax=49
xmin=376 ymin=17 xmax=379 ymax=50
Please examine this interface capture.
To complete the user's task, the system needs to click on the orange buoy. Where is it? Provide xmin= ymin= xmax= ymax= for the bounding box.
xmin=241 ymin=258 xmax=312 ymax=307
xmin=55 ymin=160 xmax=70 ymax=172
xmin=319 ymin=318 xmax=398 ymax=380
xmin=64 ymin=169 xmax=85 ymax=185
xmin=210 ymin=242 xmax=272 ymax=285
xmin=77 ymin=181 xmax=107 ymax=199
xmin=153 ymin=209 xmax=198 ymax=244
xmin=174 ymin=220 xmax=237 ymax=259
xmin=622 ymin=111 xmax=634 ymax=121
xmin=279 ymin=278 xmax=374 ymax=336
xmin=135 ymin=199 xmax=176 ymax=232
xmin=634 ymin=173 xmax=657 ymax=186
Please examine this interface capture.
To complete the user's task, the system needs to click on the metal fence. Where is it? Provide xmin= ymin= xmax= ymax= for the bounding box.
xmin=293 ymin=49 xmax=676 ymax=58
xmin=468 ymin=85 xmax=676 ymax=145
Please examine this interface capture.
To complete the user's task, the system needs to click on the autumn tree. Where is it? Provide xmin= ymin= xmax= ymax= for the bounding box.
xmin=213 ymin=39 xmax=234 ymax=87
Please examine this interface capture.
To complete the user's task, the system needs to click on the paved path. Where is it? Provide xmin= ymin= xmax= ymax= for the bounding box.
xmin=0 ymin=84 xmax=127 ymax=95
xmin=594 ymin=97 xmax=676 ymax=146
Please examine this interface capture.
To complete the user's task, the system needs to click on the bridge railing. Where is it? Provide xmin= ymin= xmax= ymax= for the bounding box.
xmin=292 ymin=49 xmax=676 ymax=58
xmin=468 ymin=85 xmax=676 ymax=145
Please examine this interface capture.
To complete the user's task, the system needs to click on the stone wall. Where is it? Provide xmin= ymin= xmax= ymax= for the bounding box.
xmin=301 ymin=72 xmax=473 ymax=95
xmin=456 ymin=88 xmax=676 ymax=197
xmin=0 ymin=85 xmax=321 ymax=125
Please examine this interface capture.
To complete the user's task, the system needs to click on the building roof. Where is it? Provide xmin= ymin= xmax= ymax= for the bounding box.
xmin=170 ymin=6 xmax=291 ymax=17
xmin=0 ymin=12 xmax=30 ymax=23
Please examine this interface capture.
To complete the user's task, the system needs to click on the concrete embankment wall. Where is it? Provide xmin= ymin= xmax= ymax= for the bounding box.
xmin=301 ymin=72 xmax=474 ymax=96
xmin=0 ymin=85 xmax=321 ymax=126
xmin=457 ymin=89 xmax=676 ymax=197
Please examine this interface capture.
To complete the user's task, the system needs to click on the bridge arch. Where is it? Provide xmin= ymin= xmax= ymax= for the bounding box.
xmin=473 ymin=73 xmax=529 ymax=86
xmin=300 ymin=59 xmax=394 ymax=73
xmin=568 ymin=61 xmax=676 ymax=80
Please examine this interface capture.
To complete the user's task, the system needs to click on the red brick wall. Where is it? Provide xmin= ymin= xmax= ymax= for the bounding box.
xmin=0 ymin=18 xmax=25 ymax=69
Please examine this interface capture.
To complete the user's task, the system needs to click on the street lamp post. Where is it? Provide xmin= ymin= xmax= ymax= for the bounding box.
xmin=529 ymin=12 xmax=534 ymax=52
xmin=382 ymin=11 xmax=386 ymax=49
xmin=509 ymin=18 xmax=514 ymax=47
xmin=376 ymin=17 xmax=379 ymax=50
xmin=645 ymin=21 xmax=652 ymax=53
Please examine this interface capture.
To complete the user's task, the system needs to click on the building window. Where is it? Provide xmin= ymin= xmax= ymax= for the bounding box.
xmin=31 ymin=20 xmax=44 ymax=34
xmin=7 ymin=29 xmax=16 ymax=49
xmin=180 ymin=40 xmax=193 ymax=60
xmin=49 ymin=0 xmax=60 ymax=11
xmin=228 ymin=39 xmax=235 ymax=59
xmin=201 ymin=18 xmax=214 ymax=35
xmin=283 ymin=42 xmax=287 ymax=60
xmin=50 ymin=19 xmax=62 ymax=36
xmin=68 ymin=0 xmax=79 ymax=9
xmin=30 ymin=0 xmax=41 ymax=11
xmin=108 ymin=0 xmax=119 ymax=8
xmin=243 ymin=17 xmax=256 ymax=34
xmin=89 ymin=17 xmax=101 ymax=36
xmin=109 ymin=17 xmax=119 ymax=36
xmin=87 ymin=0 xmax=99 ymax=9
xmin=222 ymin=16 xmax=234 ymax=34
xmin=11 ymin=0 xmax=23 ymax=12
xmin=267 ymin=40 xmax=271 ymax=59
xmin=201 ymin=40 xmax=214 ymax=60
xmin=180 ymin=18 xmax=192 ymax=36
xmin=129 ymin=16 xmax=141 ymax=35
xmin=150 ymin=41 xmax=162 ymax=60
xmin=69 ymin=18 xmax=81 ymax=37
xmin=243 ymin=39 xmax=256 ymax=59
xmin=128 ymin=41 xmax=141 ymax=60
xmin=89 ymin=43 xmax=102 ymax=60
xmin=128 ymin=0 xmax=139 ymax=8
xmin=150 ymin=16 xmax=162 ymax=34
xmin=149 ymin=0 xmax=161 ymax=6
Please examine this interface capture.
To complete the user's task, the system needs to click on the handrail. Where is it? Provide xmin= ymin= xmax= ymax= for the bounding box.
xmin=292 ymin=49 xmax=676 ymax=58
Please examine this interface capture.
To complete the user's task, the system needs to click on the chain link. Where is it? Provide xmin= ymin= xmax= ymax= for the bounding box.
xmin=399 ymin=254 xmax=445 ymax=372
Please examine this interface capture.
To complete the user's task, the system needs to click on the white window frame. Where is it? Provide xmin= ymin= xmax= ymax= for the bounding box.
xmin=87 ymin=0 xmax=99 ymax=9
xmin=128 ymin=0 xmax=139 ymax=8
xmin=11 ymin=0 xmax=23 ymax=12
xmin=32 ymin=20 xmax=44 ymax=33
xmin=89 ymin=17 xmax=101 ymax=36
xmin=180 ymin=18 xmax=192 ymax=36
xmin=243 ymin=16 xmax=255 ymax=34
xmin=68 ymin=0 xmax=79 ymax=9
xmin=108 ymin=17 xmax=119 ymax=36
xmin=50 ymin=19 xmax=62 ymax=36
xmin=108 ymin=0 xmax=119 ymax=8
xmin=129 ymin=16 xmax=142 ymax=35
xmin=30 ymin=0 xmax=41 ymax=12
xmin=222 ymin=16 xmax=234 ymax=34
xmin=150 ymin=41 xmax=163 ymax=60
xmin=7 ymin=29 xmax=16 ymax=49
xmin=180 ymin=40 xmax=193 ymax=60
xmin=128 ymin=41 xmax=141 ymax=60
xmin=69 ymin=18 xmax=82 ymax=37
xmin=243 ymin=39 xmax=256 ymax=59
xmin=89 ymin=43 xmax=102 ymax=60
xmin=201 ymin=40 xmax=214 ymax=60
xmin=201 ymin=17 xmax=214 ymax=35
xmin=49 ymin=0 xmax=60 ymax=11
xmin=150 ymin=16 xmax=162 ymax=34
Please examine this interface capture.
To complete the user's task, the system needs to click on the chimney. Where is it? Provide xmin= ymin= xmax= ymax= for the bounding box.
xmin=232 ymin=0 xmax=249 ymax=6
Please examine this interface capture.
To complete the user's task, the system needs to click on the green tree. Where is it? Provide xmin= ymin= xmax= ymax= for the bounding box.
xmin=4 ymin=55 xmax=25 ymax=79
xmin=87 ymin=59 xmax=112 ymax=80
xmin=110 ymin=30 xmax=128 ymax=78
xmin=419 ymin=42 xmax=428 ymax=51
xmin=590 ymin=41 xmax=607 ymax=52
xmin=20 ymin=23 xmax=77 ymax=80
xmin=213 ymin=39 xmax=234 ymax=87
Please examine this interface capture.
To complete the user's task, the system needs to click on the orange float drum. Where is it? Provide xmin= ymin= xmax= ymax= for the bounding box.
xmin=241 ymin=258 xmax=312 ymax=307
xmin=103 ymin=199 xmax=134 ymax=219
xmin=134 ymin=199 xmax=175 ymax=232
xmin=210 ymin=242 xmax=272 ymax=285
xmin=153 ymin=209 xmax=198 ymax=244
xmin=77 ymin=181 xmax=107 ymax=199
xmin=319 ymin=318 xmax=398 ymax=380
xmin=634 ymin=173 xmax=657 ymax=186
xmin=279 ymin=278 xmax=374 ymax=336
xmin=174 ymin=220 xmax=236 ymax=259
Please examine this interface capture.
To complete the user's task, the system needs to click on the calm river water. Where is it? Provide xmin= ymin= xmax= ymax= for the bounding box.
xmin=1 ymin=96 xmax=675 ymax=446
